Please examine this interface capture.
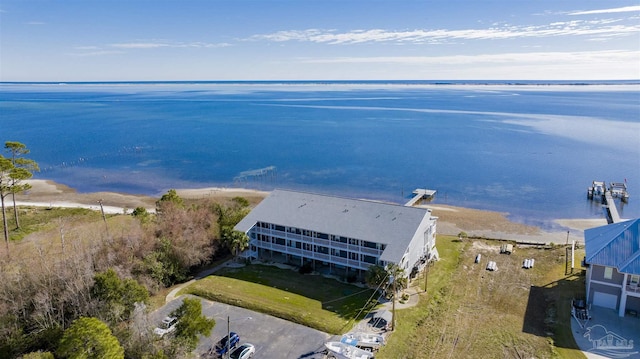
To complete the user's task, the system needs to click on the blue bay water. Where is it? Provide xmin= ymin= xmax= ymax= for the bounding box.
xmin=1 ymin=82 xmax=639 ymax=229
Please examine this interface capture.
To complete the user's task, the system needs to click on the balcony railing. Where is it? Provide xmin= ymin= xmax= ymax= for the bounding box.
xmin=626 ymin=285 xmax=640 ymax=293
xmin=254 ymin=241 xmax=373 ymax=270
xmin=252 ymin=227 xmax=382 ymax=255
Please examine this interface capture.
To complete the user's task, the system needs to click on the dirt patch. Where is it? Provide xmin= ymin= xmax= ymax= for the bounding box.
xmin=423 ymin=204 xmax=541 ymax=235
xmin=18 ymin=180 xmax=157 ymax=211
xmin=471 ymin=241 xmax=500 ymax=253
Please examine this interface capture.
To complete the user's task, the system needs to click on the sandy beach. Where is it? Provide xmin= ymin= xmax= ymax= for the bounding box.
xmin=14 ymin=179 xmax=601 ymax=244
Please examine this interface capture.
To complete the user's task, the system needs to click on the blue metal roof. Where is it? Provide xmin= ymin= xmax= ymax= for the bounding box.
xmin=584 ymin=218 xmax=640 ymax=275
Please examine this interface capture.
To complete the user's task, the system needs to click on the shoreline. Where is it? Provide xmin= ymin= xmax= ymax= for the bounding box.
xmin=14 ymin=179 xmax=604 ymax=244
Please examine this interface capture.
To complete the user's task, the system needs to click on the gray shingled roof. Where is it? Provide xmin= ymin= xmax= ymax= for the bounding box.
xmin=235 ymin=189 xmax=431 ymax=263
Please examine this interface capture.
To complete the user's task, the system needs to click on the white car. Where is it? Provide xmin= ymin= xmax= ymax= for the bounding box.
xmin=153 ymin=316 xmax=178 ymax=337
xmin=229 ymin=343 xmax=255 ymax=359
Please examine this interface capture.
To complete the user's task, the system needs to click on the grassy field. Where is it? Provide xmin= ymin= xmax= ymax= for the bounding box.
xmin=180 ymin=264 xmax=378 ymax=334
xmin=1 ymin=206 xmax=102 ymax=242
xmin=378 ymin=235 xmax=587 ymax=359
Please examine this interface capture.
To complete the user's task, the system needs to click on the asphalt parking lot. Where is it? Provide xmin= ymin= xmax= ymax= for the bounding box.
xmin=154 ymin=296 xmax=332 ymax=359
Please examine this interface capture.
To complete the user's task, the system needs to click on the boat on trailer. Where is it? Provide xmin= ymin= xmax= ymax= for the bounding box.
xmin=341 ymin=332 xmax=385 ymax=351
xmin=324 ymin=341 xmax=375 ymax=359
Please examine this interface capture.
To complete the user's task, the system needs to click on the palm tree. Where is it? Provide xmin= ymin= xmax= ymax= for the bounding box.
xmin=226 ymin=230 xmax=250 ymax=258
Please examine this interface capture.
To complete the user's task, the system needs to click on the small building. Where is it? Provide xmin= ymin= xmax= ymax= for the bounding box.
xmin=234 ymin=190 xmax=438 ymax=279
xmin=584 ymin=218 xmax=640 ymax=317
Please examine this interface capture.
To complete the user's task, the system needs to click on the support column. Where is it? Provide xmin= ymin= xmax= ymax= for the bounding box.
xmin=586 ymin=266 xmax=593 ymax=303
xmin=619 ymin=273 xmax=628 ymax=317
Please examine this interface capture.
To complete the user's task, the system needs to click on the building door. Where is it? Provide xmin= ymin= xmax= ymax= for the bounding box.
xmin=593 ymin=291 xmax=618 ymax=310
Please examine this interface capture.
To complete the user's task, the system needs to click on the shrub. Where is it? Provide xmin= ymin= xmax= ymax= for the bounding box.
xmin=298 ymin=262 xmax=313 ymax=274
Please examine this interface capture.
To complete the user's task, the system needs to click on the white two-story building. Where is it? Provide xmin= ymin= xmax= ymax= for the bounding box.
xmin=234 ymin=190 xmax=438 ymax=280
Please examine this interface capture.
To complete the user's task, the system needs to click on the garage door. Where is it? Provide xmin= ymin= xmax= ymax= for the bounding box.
xmin=593 ymin=292 xmax=618 ymax=309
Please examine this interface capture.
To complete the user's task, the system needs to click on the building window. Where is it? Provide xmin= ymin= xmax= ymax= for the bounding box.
xmin=630 ymin=275 xmax=639 ymax=287
xmin=363 ymin=255 xmax=377 ymax=264
xmin=363 ymin=241 xmax=377 ymax=249
xmin=331 ymin=236 xmax=347 ymax=243
xmin=604 ymin=267 xmax=613 ymax=280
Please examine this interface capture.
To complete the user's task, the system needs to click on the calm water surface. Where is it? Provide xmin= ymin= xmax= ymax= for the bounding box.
xmin=1 ymin=82 xmax=638 ymax=229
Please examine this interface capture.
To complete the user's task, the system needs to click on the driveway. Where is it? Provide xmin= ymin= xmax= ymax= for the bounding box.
xmin=154 ymin=296 xmax=331 ymax=359
xmin=571 ymin=306 xmax=640 ymax=359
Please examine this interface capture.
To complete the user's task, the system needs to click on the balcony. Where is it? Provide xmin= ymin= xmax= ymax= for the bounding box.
xmin=626 ymin=285 xmax=640 ymax=294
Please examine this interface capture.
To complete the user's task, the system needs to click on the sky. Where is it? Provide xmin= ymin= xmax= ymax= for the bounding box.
xmin=1 ymin=0 xmax=639 ymax=81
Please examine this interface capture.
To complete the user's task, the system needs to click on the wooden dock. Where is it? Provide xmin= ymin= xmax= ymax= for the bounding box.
xmin=603 ymin=191 xmax=622 ymax=224
xmin=404 ymin=189 xmax=436 ymax=207
xmin=588 ymin=180 xmax=627 ymax=224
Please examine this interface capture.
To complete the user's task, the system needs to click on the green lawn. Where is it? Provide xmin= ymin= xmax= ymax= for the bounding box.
xmin=180 ymin=264 xmax=377 ymax=334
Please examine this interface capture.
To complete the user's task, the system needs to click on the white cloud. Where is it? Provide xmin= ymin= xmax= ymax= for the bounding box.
xmin=249 ymin=18 xmax=640 ymax=45
xmin=74 ymin=46 xmax=101 ymax=50
xmin=70 ymin=50 xmax=125 ymax=57
xmin=110 ymin=41 xmax=230 ymax=49
xmin=569 ymin=6 xmax=640 ymax=15
xmin=111 ymin=42 xmax=169 ymax=49
xmin=298 ymin=50 xmax=640 ymax=65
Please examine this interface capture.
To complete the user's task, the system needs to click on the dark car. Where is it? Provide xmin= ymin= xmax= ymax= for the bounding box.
xmin=216 ymin=332 xmax=240 ymax=356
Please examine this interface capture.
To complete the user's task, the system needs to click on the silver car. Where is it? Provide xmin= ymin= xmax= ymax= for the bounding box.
xmin=229 ymin=343 xmax=255 ymax=359
xmin=153 ymin=316 xmax=178 ymax=337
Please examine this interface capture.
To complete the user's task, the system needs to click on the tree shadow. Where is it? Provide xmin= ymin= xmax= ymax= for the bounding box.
xmin=215 ymin=263 xmax=377 ymax=320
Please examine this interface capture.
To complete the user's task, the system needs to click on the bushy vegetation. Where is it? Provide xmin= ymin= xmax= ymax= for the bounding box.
xmin=0 ymin=189 xmax=252 ymax=359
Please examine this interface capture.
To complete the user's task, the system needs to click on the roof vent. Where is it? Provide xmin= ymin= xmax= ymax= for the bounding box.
xmin=343 ymin=209 xmax=349 ymax=213
xmin=298 ymin=203 xmax=307 ymax=208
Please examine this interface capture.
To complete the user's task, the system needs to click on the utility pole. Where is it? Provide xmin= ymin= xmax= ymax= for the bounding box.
xmin=391 ymin=274 xmax=396 ymax=331
xmin=98 ymin=199 xmax=110 ymax=236
xmin=571 ymin=240 xmax=575 ymax=274
xmin=60 ymin=225 xmax=65 ymax=255
xmin=424 ymin=260 xmax=430 ymax=294
xmin=227 ymin=316 xmax=230 ymax=359
xmin=564 ymin=231 xmax=570 ymax=274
